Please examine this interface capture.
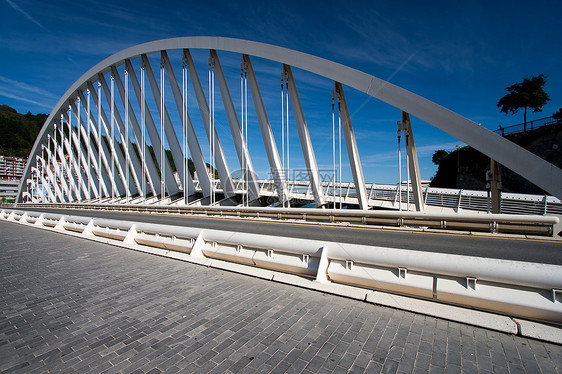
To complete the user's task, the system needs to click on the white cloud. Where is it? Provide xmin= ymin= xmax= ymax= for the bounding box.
xmin=0 ymin=76 xmax=57 ymax=109
xmin=0 ymin=90 xmax=52 ymax=109
xmin=362 ymin=141 xmax=461 ymax=165
xmin=5 ymin=0 xmax=48 ymax=32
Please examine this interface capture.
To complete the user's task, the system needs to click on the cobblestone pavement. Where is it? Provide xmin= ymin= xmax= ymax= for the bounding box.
xmin=1 ymin=221 xmax=561 ymax=374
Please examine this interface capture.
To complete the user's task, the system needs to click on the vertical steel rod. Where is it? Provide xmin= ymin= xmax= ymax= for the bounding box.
xmin=160 ymin=62 xmax=166 ymax=201
xmin=141 ymin=65 xmax=146 ymax=201
xmin=125 ymin=69 xmax=130 ymax=200
xmin=98 ymin=82 xmax=102 ymax=202
xmin=110 ymin=75 xmax=115 ymax=199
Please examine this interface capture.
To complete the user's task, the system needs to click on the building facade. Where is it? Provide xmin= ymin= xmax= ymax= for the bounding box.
xmin=0 ymin=156 xmax=27 ymax=202
xmin=0 ymin=179 xmax=20 ymax=202
xmin=0 ymin=156 xmax=27 ymax=180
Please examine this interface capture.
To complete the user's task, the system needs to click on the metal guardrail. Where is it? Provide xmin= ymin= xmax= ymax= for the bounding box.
xmin=2 ymin=208 xmax=561 ymax=325
xmin=20 ymin=202 xmax=559 ymax=236
xmin=23 ymin=177 xmax=562 ymax=216
xmin=494 ymin=116 xmax=559 ymax=136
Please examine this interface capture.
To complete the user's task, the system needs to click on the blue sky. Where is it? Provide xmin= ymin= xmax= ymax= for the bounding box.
xmin=1 ymin=0 xmax=561 ymax=184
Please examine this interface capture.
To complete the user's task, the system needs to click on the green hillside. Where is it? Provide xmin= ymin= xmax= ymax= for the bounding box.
xmin=0 ymin=105 xmax=47 ymax=158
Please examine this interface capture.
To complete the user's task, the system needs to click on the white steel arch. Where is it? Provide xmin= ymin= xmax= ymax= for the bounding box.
xmin=18 ymin=36 xmax=562 ymax=205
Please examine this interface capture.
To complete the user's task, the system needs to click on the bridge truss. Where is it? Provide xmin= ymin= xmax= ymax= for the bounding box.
xmin=17 ymin=37 xmax=562 ymax=211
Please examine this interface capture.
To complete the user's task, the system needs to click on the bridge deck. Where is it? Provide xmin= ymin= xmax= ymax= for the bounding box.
xmin=1 ymin=221 xmax=561 ymax=373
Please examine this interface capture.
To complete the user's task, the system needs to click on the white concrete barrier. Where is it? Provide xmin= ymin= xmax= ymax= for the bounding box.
xmin=2 ymin=208 xmax=561 ymax=325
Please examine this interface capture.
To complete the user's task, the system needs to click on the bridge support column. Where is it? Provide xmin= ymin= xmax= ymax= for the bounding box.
xmin=54 ymin=118 xmax=78 ymax=201
xmin=284 ymin=65 xmax=325 ymax=207
xmin=97 ymin=74 xmax=138 ymax=198
xmin=210 ymin=50 xmax=260 ymax=201
xmin=157 ymin=52 xmax=198 ymax=196
xmin=98 ymin=73 xmax=143 ymax=197
xmin=67 ymin=104 xmax=96 ymax=200
xmin=243 ymin=54 xmax=289 ymax=205
xmin=181 ymin=50 xmax=236 ymax=198
xmin=139 ymin=55 xmax=197 ymax=198
xmin=36 ymin=157 xmax=57 ymax=202
xmin=334 ymin=82 xmax=369 ymax=210
xmin=64 ymin=107 xmax=92 ymax=200
xmin=76 ymin=90 xmax=113 ymax=199
xmin=400 ymin=112 xmax=424 ymax=212
xmin=124 ymin=59 xmax=177 ymax=197
xmin=86 ymin=82 xmax=128 ymax=198
xmin=48 ymin=134 xmax=72 ymax=202
xmin=110 ymin=66 xmax=161 ymax=197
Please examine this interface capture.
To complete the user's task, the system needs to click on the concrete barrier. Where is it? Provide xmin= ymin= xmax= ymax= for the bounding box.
xmin=2 ymin=208 xmax=561 ymax=326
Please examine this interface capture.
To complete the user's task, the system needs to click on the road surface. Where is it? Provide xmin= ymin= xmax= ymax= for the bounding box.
xmin=21 ymin=207 xmax=562 ymax=265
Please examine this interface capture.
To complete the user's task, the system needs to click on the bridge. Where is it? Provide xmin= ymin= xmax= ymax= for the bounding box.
xmin=3 ymin=36 xmax=562 ymax=371
xmin=15 ymin=37 xmax=562 ymax=208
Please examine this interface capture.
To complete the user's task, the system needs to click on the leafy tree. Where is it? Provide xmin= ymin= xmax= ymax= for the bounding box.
xmin=553 ymin=108 xmax=562 ymax=123
xmin=432 ymin=149 xmax=449 ymax=165
xmin=0 ymin=105 xmax=47 ymax=157
xmin=497 ymin=74 xmax=550 ymax=131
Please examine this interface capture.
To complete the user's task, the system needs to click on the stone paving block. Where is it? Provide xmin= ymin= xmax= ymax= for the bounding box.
xmin=1 ymin=220 xmax=561 ymax=374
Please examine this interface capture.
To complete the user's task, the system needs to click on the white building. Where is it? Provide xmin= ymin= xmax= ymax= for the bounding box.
xmin=0 ymin=155 xmax=27 ymax=180
xmin=0 ymin=179 xmax=20 ymax=202
xmin=0 ymin=156 xmax=27 ymax=202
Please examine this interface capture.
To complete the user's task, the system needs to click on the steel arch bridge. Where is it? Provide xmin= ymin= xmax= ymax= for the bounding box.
xmin=17 ymin=37 xmax=562 ymax=210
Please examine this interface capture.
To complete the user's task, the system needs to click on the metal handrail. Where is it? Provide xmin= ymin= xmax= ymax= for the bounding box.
xmin=494 ymin=116 xmax=558 ymax=136
xmin=17 ymin=201 xmax=559 ymax=236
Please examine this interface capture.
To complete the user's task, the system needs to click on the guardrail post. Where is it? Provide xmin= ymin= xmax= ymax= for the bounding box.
xmin=466 ymin=277 xmax=477 ymax=290
xmin=20 ymin=212 xmax=28 ymax=223
xmin=315 ymin=246 xmax=330 ymax=283
xmin=35 ymin=214 xmax=45 ymax=226
xmin=123 ymin=224 xmax=138 ymax=244
xmin=553 ymin=289 xmax=561 ymax=303
xmin=190 ymin=232 xmax=205 ymax=258
xmin=54 ymin=216 xmax=67 ymax=231
xmin=7 ymin=211 xmax=16 ymax=221
xmin=82 ymin=219 xmax=96 ymax=237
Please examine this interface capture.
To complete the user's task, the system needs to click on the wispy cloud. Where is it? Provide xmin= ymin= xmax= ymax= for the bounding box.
xmin=0 ymin=76 xmax=57 ymax=109
xmin=349 ymin=52 xmax=417 ymax=120
xmin=362 ymin=141 xmax=461 ymax=165
xmin=0 ymin=90 xmax=52 ymax=109
xmin=5 ymin=0 xmax=48 ymax=32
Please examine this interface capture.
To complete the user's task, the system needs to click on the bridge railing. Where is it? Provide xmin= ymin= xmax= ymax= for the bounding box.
xmin=18 ymin=201 xmax=559 ymax=236
xmin=494 ymin=115 xmax=559 ymax=136
xmin=2 ymin=208 xmax=561 ymax=326
xmin=247 ymin=180 xmax=562 ymax=215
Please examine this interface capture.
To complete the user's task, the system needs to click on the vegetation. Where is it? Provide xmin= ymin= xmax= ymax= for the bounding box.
xmin=553 ymin=108 xmax=562 ymax=123
xmin=0 ymin=105 xmax=47 ymax=157
xmin=431 ymin=149 xmax=449 ymax=165
xmin=431 ymin=124 xmax=562 ymax=194
xmin=432 ymin=74 xmax=558 ymax=194
xmin=497 ymin=74 xmax=550 ymax=130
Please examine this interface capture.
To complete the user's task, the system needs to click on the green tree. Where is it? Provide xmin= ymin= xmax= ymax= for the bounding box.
xmin=432 ymin=149 xmax=449 ymax=165
xmin=553 ymin=108 xmax=562 ymax=123
xmin=497 ymin=74 xmax=550 ymax=131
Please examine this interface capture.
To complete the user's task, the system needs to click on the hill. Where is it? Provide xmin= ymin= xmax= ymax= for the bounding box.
xmin=0 ymin=105 xmax=47 ymax=158
xmin=431 ymin=123 xmax=562 ymax=195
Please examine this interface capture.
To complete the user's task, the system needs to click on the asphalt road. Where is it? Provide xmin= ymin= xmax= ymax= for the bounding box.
xmin=23 ymin=207 xmax=562 ymax=265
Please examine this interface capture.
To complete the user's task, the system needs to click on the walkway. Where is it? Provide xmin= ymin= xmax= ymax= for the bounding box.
xmin=1 ymin=220 xmax=561 ymax=373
